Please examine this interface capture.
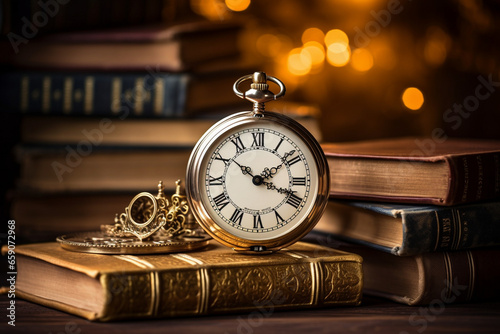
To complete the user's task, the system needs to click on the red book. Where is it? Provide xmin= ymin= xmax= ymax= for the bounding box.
xmin=323 ymin=137 xmax=500 ymax=205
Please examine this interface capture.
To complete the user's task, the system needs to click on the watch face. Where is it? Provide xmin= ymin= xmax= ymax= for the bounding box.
xmin=130 ymin=194 xmax=156 ymax=225
xmin=198 ymin=117 xmax=320 ymax=242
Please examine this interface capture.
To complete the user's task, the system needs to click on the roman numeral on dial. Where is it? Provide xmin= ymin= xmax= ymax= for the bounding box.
xmin=274 ymin=210 xmax=285 ymax=225
xmin=251 ymin=132 xmax=264 ymax=147
xmin=230 ymin=209 xmax=244 ymax=225
xmin=292 ymin=177 xmax=306 ymax=186
xmin=286 ymin=193 xmax=302 ymax=209
xmin=274 ymin=138 xmax=284 ymax=152
xmin=208 ymin=175 xmax=224 ymax=186
xmin=213 ymin=193 xmax=229 ymax=211
xmin=286 ymin=155 xmax=301 ymax=166
xmin=253 ymin=214 xmax=263 ymax=229
xmin=231 ymin=136 xmax=245 ymax=152
xmin=214 ymin=153 xmax=229 ymax=165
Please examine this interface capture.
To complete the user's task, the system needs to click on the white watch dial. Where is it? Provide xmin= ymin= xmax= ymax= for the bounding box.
xmin=200 ymin=123 xmax=319 ymax=241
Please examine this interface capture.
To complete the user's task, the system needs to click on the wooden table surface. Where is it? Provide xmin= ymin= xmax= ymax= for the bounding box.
xmin=1 ymin=295 xmax=499 ymax=334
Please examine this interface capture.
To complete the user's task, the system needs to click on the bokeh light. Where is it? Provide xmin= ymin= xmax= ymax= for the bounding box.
xmin=324 ymin=29 xmax=350 ymax=67
xmin=351 ymin=48 xmax=374 ymax=71
xmin=325 ymin=29 xmax=349 ymax=50
xmin=190 ymin=0 xmax=229 ymax=20
xmin=424 ymin=40 xmax=447 ymax=66
xmin=288 ymin=47 xmax=312 ymax=76
xmin=402 ymin=87 xmax=424 ymax=111
xmin=302 ymin=27 xmax=325 ymax=44
xmin=424 ymin=27 xmax=451 ymax=66
xmin=225 ymin=0 xmax=250 ymax=12
xmin=302 ymin=41 xmax=325 ymax=66
xmin=327 ymin=44 xmax=351 ymax=67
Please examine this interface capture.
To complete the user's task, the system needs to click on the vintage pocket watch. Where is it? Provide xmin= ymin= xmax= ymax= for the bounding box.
xmin=186 ymin=72 xmax=330 ymax=254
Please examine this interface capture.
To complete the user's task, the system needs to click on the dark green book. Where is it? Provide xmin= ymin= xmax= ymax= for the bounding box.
xmin=314 ymin=200 xmax=500 ymax=256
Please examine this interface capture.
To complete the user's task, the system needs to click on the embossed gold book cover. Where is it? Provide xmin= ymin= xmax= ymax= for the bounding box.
xmin=6 ymin=241 xmax=362 ymax=321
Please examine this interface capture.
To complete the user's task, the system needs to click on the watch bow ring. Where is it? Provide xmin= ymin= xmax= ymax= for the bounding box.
xmin=233 ymin=72 xmax=286 ymax=115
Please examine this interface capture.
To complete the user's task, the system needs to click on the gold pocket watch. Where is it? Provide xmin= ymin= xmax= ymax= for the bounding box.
xmin=186 ymin=72 xmax=329 ymax=254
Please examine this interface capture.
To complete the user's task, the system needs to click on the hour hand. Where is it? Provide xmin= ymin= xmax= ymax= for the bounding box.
xmin=260 ymin=165 xmax=282 ymax=180
xmin=260 ymin=150 xmax=296 ymax=179
xmin=233 ymin=160 xmax=253 ymax=177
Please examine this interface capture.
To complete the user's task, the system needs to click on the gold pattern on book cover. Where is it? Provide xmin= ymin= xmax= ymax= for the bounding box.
xmin=84 ymin=76 xmax=94 ymax=114
xmin=103 ymin=273 xmax=153 ymax=318
xmin=323 ymin=262 xmax=362 ymax=304
xmin=158 ymin=270 xmax=202 ymax=316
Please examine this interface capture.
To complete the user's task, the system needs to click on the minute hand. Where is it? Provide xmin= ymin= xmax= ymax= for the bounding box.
xmin=262 ymin=181 xmax=294 ymax=195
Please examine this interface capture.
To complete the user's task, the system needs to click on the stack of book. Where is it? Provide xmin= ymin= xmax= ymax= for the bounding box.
xmin=1 ymin=2 xmax=250 ymax=242
xmin=308 ymin=137 xmax=500 ymax=305
xmin=1 ymin=3 xmax=323 ymax=243
xmin=9 ymin=102 xmax=322 ymax=242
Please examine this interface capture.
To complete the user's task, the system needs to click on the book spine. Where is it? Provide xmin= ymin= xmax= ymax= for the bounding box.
xmin=99 ymin=259 xmax=362 ymax=320
xmin=398 ymin=201 xmax=500 ymax=256
xmin=446 ymin=152 xmax=500 ymax=205
xmin=0 ymin=71 xmax=190 ymax=117
xmin=302 ymin=232 xmax=500 ymax=305
xmin=415 ymin=249 xmax=500 ymax=305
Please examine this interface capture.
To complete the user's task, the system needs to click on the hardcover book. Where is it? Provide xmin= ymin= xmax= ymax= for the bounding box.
xmin=4 ymin=241 xmax=363 ymax=321
xmin=305 ymin=233 xmax=500 ymax=305
xmin=0 ymin=69 xmax=248 ymax=116
xmin=17 ymin=105 xmax=322 ymax=147
xmin=20 ymin=116 xmax=221 ymax=147
xmin=14 ymin=111 xmax=322 ymax=194
xmin=15 ymin=146 xmax=192 ymax=193
xmin=315 ymin=200 xmax=500 ymax=256
xmin=323 ymin=137 xmax=500 ymax=206
xmin=2 ymin=20 xmax=242 ymax=71
xmin=2 ymin=0 xmax=196 ymax=35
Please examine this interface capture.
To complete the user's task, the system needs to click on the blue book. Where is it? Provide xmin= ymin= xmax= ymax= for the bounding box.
xmin=315 ymin=200 xmax=500 ymax=256
xmin=0 ymin=70 xmax=243 ymax=117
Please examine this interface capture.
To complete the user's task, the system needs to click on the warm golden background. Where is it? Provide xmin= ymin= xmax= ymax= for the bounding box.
xmin=193 ymin=0 xmax=500 ymax=142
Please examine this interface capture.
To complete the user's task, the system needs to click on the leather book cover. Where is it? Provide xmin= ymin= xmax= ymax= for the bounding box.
xmin=305 ymin=232 xmax=500 ymax=305
xmin=5 ymin=241 xmax=362 ymax=321
xmin=1 ymin=20 xmax=242 ymax=71
xmin=316 ymin=200 xmax=500 ymax=256
xmin=323 ymin=137 xmax=500 ymax=205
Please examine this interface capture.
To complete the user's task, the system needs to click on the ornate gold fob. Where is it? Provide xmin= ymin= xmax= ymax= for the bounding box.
xmin=57 ymin=180 xmax=211 ymax=254
xmin=108 ymin=180 xmax=188 ymax=241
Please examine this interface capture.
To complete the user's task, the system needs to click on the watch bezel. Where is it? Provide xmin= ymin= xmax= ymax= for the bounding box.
xmin=186 ymin=111 xmax=330 ymax=253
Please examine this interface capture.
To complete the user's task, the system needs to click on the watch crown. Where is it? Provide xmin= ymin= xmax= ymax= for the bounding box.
xmin=250 ymin=72 xmax=269 ymax=91
xmin=233 ymin=71 xmax=286 ymax=116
